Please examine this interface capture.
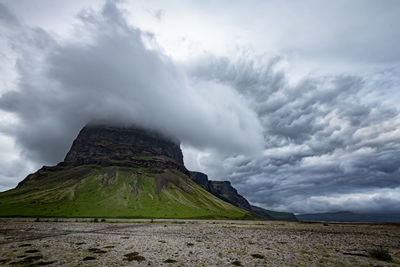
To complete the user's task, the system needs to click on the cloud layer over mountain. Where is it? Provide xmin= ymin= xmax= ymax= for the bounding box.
xmin=0 ymin=2 xmax=263 ymax=162
xmin=186 ymin=56 xmax=400 ymax=213
xmin=0 ymin=0 xmax=399 ymax=213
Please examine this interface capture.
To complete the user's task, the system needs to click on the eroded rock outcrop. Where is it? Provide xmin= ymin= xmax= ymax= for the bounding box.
xmin=190 ymin=171 xmax=297 ymax=221
xmin=65 ymin=123 xmax=184 ymax=165
xmin=14 ymin=122 xmax=296 ymax=220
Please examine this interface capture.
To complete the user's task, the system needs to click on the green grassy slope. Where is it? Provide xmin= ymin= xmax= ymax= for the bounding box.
xmin=0 ymin=165 xmax=250 ymax=219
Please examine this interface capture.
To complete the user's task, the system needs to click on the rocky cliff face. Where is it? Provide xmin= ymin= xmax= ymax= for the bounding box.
xmin=190 ymin=171 xmax=252 ymax=211
xmin=61 ymin=123 xmax=190 ymax=176
xmin=8 ymin=123 xmax=249 ymax=219
xmin=19 ymin=123 xmax=189 ymax=188
xmin=190 ymin=172 xmax=211 ymax=191
xmin=208 ymin=181 xmax=252 ymax=211
xmin=190 ymin=171 xmax=297 ymax=221
xmin=13 ymin=122 xmax=296 ymax=220
xmin=65 ymin=123 xmax=184 ymax=165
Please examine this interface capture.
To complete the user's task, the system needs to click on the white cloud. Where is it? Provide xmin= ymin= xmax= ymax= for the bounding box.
xmin=0 ymin=1 xmax=263 ymax=178
xmin=0 ymin=1 xmax=400 ymax=215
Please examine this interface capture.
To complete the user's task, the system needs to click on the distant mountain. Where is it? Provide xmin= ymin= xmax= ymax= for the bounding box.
xmin=250 ymin=205 xmax=297 ymax=221
xmin=190 ymin=171 xmax=297 ymax=221
xmin=296 ymin=211 xmax=400 ymax=223
xmin=0 ymin=124 xmax=249 ymax=219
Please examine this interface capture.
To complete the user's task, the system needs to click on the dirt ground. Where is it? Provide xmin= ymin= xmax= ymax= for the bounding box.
xmin=0 ymin=218 xmax=399 ymax=266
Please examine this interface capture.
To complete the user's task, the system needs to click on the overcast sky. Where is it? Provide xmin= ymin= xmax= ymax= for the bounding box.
xmin=0 ymin=0 xmax=399 ymax=214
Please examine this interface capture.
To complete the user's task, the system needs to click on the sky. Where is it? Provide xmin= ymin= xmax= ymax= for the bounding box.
xmin=0 ymin=0 xmax=399 ymax=214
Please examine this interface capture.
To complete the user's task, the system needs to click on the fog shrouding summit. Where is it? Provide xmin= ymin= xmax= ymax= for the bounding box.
xmin=0 ymin=0 xmax=399 ymax=214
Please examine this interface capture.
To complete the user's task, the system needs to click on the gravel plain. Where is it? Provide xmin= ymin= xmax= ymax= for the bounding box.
xmin=0 ymin=218 xmax=399 ymax=266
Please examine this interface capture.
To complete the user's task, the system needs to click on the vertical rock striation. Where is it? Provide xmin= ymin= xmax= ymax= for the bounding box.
xmin=65 ymin=123 xmax=184 ymax=166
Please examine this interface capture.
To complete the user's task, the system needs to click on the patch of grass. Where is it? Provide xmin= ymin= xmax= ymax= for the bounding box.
xmin=231 ymin=260 xmax=242 ymax=266
xmin=24 ymin=255 xmax=43 ymax=261
xmin=300 ymin=249 xmax=313 ymax=255
xmin=0 ymin=166 xmax=249 ymax=219
xmin=65 ymin=229 xmax=82 ymax=233
xmin=251 ymin=253 xmax=265 ymax=259
xmin=37 ymin=260 xmax=56 ymax=265
xmin=218 ymin=252 xmax=223 ymax=258
xmin=368 ymin=247 xmax=393 ymax=262
xmin=124 ymin=252 xmax=146 ymax=262
xmin=164 ymin=258 xmax=177 ymax=263
xmin=11 ymin=256 xmax=43 ymax=266
xmin=25 ymin=249 xmax=40 ymax=253
xmin=88 ymin=248 xmax=107 ymax=254
xmin=235 ymin=250 xmax=246 ymax=255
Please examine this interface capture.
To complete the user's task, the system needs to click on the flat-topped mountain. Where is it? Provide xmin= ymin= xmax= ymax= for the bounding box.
xmin=0 ymin=123 xmax=295 ymax=220
xmin=65 ymin=124 xmax=184 ymax=166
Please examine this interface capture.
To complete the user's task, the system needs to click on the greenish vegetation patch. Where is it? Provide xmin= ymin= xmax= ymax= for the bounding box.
xmin=0 ymin=165 xmax=250 ymax=219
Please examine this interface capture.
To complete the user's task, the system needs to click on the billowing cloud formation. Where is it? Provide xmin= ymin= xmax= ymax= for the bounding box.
xmin=0 ymin=2 xmax=263 ymax=168
xmin=1 ymin=1 xmax=400 ymax=214
xmin=187 ymin=56 xmax=400 ymax=213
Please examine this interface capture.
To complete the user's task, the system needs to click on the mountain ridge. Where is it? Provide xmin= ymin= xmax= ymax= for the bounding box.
xmin=297 ymin=211 xmax=400 ymax=223
xmin=1 ymin=123 xmax=295 ymax=220
xmin=190 ymin=171 xmax=297 ymax=221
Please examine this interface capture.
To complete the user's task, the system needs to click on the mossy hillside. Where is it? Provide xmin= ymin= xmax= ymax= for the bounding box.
xmin=0 ymin=165 xmax=249 ymax=219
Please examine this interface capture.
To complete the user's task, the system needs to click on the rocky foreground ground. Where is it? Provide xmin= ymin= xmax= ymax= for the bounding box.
xmin=0 ymin=218 xmax=399 ymax=266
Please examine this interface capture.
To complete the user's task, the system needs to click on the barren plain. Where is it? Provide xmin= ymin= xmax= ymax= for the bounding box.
xmin=0 ymin=218 xmax=399 ymax=266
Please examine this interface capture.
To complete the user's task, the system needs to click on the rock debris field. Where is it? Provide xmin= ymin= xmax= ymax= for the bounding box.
xmin=0 ymin=218 xmax=399 ymax=266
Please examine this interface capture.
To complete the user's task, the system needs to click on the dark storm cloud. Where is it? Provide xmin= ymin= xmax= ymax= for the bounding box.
xmin=0 ymin=3 xmax=19 ymax=27
xmin=0 ymin=1 xmax=263 ymax=165
xmin=187 ymin=56 xmax=400 ymax=213
xmin=1 ymin=1 xmax=400 ymax=214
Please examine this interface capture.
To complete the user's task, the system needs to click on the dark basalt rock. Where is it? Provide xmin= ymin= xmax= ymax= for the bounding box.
xmin=190 ymin=171 xmax=251 ymax=211
xmin=65 ymin=123 xmax=184 ymax=166
xmin=17 ymin=123 xmax=189 ymax=188
xmin=208 ymin=181 xmax=252 ymax=211
xmin=190 ymin=171 xmax=297 ymax=221
xmin=15 ymin=122 xmax=296 ymax=220
xmin=190 ymin=172 xmax=211 ymax=191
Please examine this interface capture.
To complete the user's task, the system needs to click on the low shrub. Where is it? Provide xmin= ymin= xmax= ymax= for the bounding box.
xmin=251 ymin=253 xmax=265 ymax=259
xmin=368 ymin=247 xmax=392 ymax=262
